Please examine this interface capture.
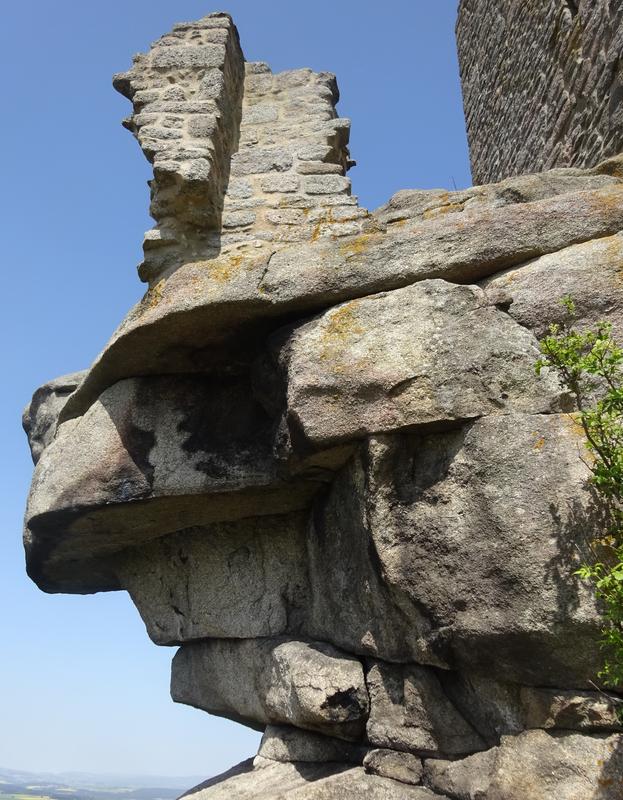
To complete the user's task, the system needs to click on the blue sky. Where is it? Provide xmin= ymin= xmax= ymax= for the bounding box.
xmin=0 ymin=0 xmax=469 ymax=779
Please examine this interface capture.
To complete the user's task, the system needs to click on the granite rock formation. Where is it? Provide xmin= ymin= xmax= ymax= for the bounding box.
xmin=457 ymin=0 xmax=623 ymax=184
xmin=23 ymin=11 xmax=623 ymax=799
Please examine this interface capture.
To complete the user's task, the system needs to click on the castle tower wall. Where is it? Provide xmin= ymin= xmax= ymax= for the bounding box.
xmin=457 ymin=0 xmax=623 ymax=184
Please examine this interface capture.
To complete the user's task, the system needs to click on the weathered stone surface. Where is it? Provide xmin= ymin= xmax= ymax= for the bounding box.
xmin=59 ymin=182 xmax=623 ymax=423
xmin=441 ymin=673 xmax=623 ymax=742
xmin=363 ymin=414 xmax=603 ymax=684
xmin=519 ymin=687 xmax=623 ymax=733
xmin=305 ymin=413 xmax=602 ymax=682
xmin=21 ymin=10 xmax=623 ymax=799
xmin=483 ymin=232 xmax=623 ymax=339
xmin=424 ymin=730 xmax=623 ymax=800
xmin=114 ymin=515 xmax=308 ymax=644
xmin=458 ymin=0 xmax=623 ymax=183
xmin=113 ymin=13 xmax=245 ymax=262
xmin=374 ymin=169 xmax=620 ymax=225
xmin=365 ymin=662 xmax=485 ymax=758
xmin=171 ymin=639 xmax=369 ymax=740
xmin=183 ymin=758 xmax=440 ymax=799
xmin=363 ymin=749 xmax=423 ymax=786
xmin=438 ymin=673 xmax=523 ymax=746
xmin=303 ymin=440 xmax=429 ymax=664
xmin=24 ymin=375 xmax=321 ymax=592
xmin=257 ymin=725 xmax=365 ymax=764
xmin=260 ymin=183 xmax=623 ymax=310
xmin=269 ymin=280 xmax=564 ymax=452
xmin=22 ymin=371 xmax=85 ymax=464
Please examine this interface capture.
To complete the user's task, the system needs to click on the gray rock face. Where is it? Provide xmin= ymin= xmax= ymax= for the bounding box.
xmin=257 ymin=726 xmax=365 ymax=765
xmin=182 ymin=759 xmax=440 ymax=799
xmin=365 ymin=662 xmax=485 ymax=757
xmin=22 ymin=371 xmax=85 ymax=464
xmin=21 ymin=10 xmax=623 ymax=800
xmin=519 ymin=687 xmax=623 ymax=733
xmin=483 ymin=232 xmax=623 ymax=340
xmin=424 ymin=730 xmax=623 ymax=800
xmin=363 ymin=750 xmax=423 ymax=787
xmin=440 ymin=673 xmax=623 ymax=744
xmin=374 ymin=170 xmax=620 ymax=225
xmin=24 ymin=375 xmax=321 ymax=591
xmin=171 ymin=639 xmax=369 ymax=740
xmin=304 ymin=414 xmax=602 ymax=683
xmin=270 ymin=280 xmax=564 ymax=452
xmin=114 ymin=515 xmax=308 ymax=643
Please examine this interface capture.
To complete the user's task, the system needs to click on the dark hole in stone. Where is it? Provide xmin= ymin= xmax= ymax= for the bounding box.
xmin=321 ymin=688 xmax=362 ymax=717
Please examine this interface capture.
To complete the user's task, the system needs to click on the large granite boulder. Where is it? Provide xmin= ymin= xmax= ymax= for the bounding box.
xmin=424 ymin=730 xmax=623 ymax=800
xmin=114 ymin=514 xmax=308 ymax=643
xmin=171 ymin=638 xmax=369 ymax=740
xmin=181 ymin=759 xmax=442 ymax=798
xmin=22 ymin=371 xmax=85 ymax=464
xmin=483 ymin=232 xmax=623 ymax=339
xmin=268 ymin=279 xmax=564 ymax=453
xmin=21 ymin=10 xmax=623 ymax=799
xmin=303 ymin=413 xmax=602 ymax=684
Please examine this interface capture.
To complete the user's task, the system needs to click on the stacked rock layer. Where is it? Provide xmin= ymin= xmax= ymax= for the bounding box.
xmin=23 ymin=12 xmax=623 ymax=799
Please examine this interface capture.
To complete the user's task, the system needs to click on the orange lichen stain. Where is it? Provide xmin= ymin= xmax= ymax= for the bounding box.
xmin=588 ymin=184 xmax=623 ymax=217
xmin=595 ymin=155 xmax=623 ymax=178
xmin=338 ymin=232 xmax=379 ymax=259
xmin=310 ymin=210 xmax=333 ymax=243
xmin=565 ymin=412 xmax=587 ymax=440
xmin=532 ymin=434 xmax=546 ymax=451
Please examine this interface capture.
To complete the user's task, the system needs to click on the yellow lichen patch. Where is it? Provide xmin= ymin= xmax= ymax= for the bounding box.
xmin=532 ymin=434 xmax=546 ymax=450
xmin=319 ymin=301 xmax=364 ymax=370
xmin=310 ymin=210 xmax=333 ymax=243
xmin=422 ymin=201 xmax=465 ymax=220
xmin=198 ymin=253 xmax=244 ymax=284
xmin=147 ymin=278 xmax=166 ymax=308
xmin=338 ymin=232 xmax=380 ymax=259
xmin=560 ymin=416 xmax=597 ymax=469
xmin=565 ymin=412 xmax=589 ymax=442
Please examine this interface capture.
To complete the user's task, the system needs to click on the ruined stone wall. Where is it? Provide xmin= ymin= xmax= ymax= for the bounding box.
xmin=114 ymin=14 xmax=363 ymax=284
xmin=457 ymin=0 xmax=623 ymax=185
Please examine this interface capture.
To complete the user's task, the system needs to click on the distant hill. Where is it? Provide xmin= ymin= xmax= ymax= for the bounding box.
xmin=0 ymin=767 xmax=204 ymax=800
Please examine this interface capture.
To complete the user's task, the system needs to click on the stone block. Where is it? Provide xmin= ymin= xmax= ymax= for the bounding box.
xmin=303 ymin=175 xmax=351 ymax=195
xmin=260 ymin=173 xmax=299 ymax=192
xmin=151 ymin=44 xmax=226 ymax=69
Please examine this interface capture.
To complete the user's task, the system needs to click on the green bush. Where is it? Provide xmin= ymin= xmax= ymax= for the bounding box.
xmin=536 ymin=296 xmax=623 ymax=688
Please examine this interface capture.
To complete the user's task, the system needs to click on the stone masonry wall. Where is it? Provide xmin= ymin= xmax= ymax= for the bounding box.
xmin=114 ymin=13 xmax=364 ymax=284
xmin=457 ymin=0 xmax=623 ymax=185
